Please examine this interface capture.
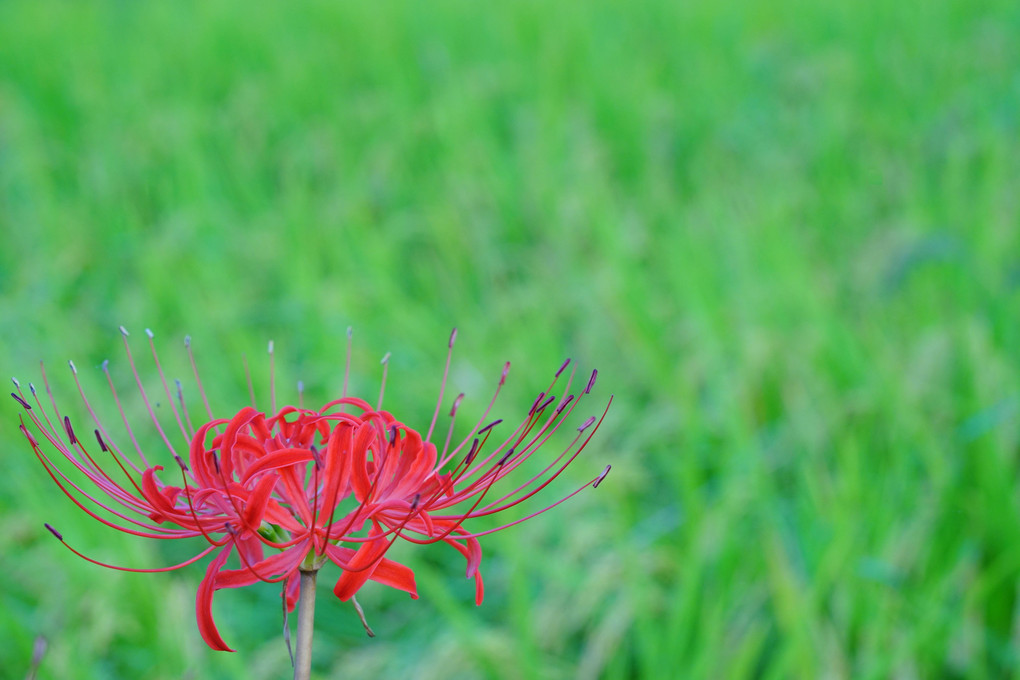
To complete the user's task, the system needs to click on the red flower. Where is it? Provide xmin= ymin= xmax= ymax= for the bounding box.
xmin=13 ymin=327 xmax=610 ymax=651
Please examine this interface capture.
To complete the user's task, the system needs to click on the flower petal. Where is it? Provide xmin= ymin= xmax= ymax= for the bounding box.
xmin=196 ymin=544 xmax=235 ymax=652
xmin=325 ymin=543 xmax=418 ymax=599
xmin=216 ymin=539 xmax=310 ymax=589
xmin=442 ymin=533 xmax=485 ymax=605
xmin=239 ymin=447 xmax=314 ymax=485
xmin=331 ymin=523 xmax=392 ymax=601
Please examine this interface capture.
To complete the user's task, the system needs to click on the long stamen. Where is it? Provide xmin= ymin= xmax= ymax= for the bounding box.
xmin=427 ymin=328 xmax=456 ymax=442
xmin=44 ymin=525 xmax=218 ymax=572
xmin=185 ymin=335 xmax=215 ymax=421
xmin=268 ymin=341 xmax=276 ymax=415
xmin=120 ymin=326 xmax=181 ymax=461
xmin=441 ymin=393 xmax=465 ymax=461
xmin=377 ymin=352 xmax=390 ymax=411
xmin=100 ymin=359 xmax=152 ymax=468
xmin=341 ymin=327 xmax=352 ymax=411
xmin=145 ymin=329 xmax=190 ymax=444
xmin=175 ymin=379 xmax=195 ymax=438
xmin=243 ymin=354 xmax=256 ymax=408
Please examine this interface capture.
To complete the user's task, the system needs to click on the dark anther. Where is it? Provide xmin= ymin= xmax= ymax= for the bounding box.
xmin=478 ymin=419 xmax=502 ymax=435
xmin=585 ymin=369 xmax=598 ymax=395
xmin=174 ymin=454 xmax=189 ymax=472
xmin=410 ymin=493 xmax=421 ymax=510
xmin=448 ymin=327 xmax=458 ymax=348
xmin=529 ymin=392 xmax=546 ymax=415
xmin=464 ymin=438 xmax=480 ymax=466
xmin=44 ymin=523 xmax=63 ymax=541
xmin=497 ymin=448 xmax=515 ymax=466
xmin=94 ymin=429 xmax=108 ymax=452
xmin=310 ymin=445 xmax=323 ymax=470
xmin=593 ymin=464 xmax=611 ymax=489
xmin=555 ymin=358 xmax=571 ymax=378
xmin=556 ymin=395 xmax=575 ymax=413
xmin=535 ymin=394 xmax=555 ymax=413
xmin=577 ymin=416 xmax=597 ymax=433
xmin=11 ymin=392 xmax=31 ymax=410
xmin=388 ymin=425 xmax=398 ymax=446
xmin=64 ymin=416 xmax=77 ymax=445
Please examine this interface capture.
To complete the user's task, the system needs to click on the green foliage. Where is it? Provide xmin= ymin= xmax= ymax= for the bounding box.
xmin=2 ymin=0 xmax=1019 ymax=677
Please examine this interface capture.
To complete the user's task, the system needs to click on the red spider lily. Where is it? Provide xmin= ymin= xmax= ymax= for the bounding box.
xmin=12 ymin=327 xmax=611 ymax=652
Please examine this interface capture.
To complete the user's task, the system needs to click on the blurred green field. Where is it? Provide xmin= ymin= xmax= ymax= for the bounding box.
xmin=2 ymin=0 xmax=1020 ymax=678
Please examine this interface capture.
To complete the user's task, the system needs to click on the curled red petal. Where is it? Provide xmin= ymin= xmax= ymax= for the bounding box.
xmin=331 ymin=524 xmax=391 ymax=602
xmin=442 ymin=533 xmax=485 ymax=604
xmin=216 ymin=540 xmax=310 ymax=589
xmin=240 ymin=447 xmax=314 ymax=485
xmin=196 ymin=545 xmax=235 ymax=652
xmin=242 ymin=472 xmax=280 ymax=529
xmin=325 ymin=543 xmax=418 ymax=599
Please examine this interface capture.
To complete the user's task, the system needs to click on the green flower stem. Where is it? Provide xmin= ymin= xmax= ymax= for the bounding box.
xmin=294 ymin=569 xmax=318 ymax=680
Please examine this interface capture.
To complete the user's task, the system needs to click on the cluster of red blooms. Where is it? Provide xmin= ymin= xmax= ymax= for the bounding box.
xmin=12 ymin=328 xmax=610 ymax=651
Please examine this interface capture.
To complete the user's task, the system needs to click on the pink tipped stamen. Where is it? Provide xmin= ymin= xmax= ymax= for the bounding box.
xmin=377 ymin=352 xmax=391 ymax=411
xmin=120 ymin=329 xmax=181 ymax=461
xmin=441 ymin=393 xmax=466 ymax=460
xmin=341 ymin=327 xmax=352 ymax=411
xmin=243 ymin=354 xmax=256 ymax=408
xmin=185 ymin=335 xmax=215 ymax=422
xmin=447 ymin=385 xmax=598 ymax=511
xmin=268 ymin=340 xmax=276 ymax=415
xmin=175 ymin=379 xmax=195 ymax=438
xmin=437 ymin=361 xmax=511 ymax=469
xmin=66 ymin=362 xmax=145 ymax=477
xmin=101 ymin=359 xmax=152 ymax=468
xmin=27 ymin=433 xmax=194 ymax=538
xmin=427 ymin=328 xmax=457 ymax=443
xmin=146 ymin=331 xmax=191 ymax=444
xmin=470 ymin=395 xmax=612 ymax=516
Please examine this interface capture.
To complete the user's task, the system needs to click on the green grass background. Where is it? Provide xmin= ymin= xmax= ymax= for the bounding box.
xmin=2 ymin=0 xmax=1019 ymax=677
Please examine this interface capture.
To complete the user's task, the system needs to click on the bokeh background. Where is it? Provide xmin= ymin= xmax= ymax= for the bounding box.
xmin=2 ymin=0 xmax=1019 ymax=678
